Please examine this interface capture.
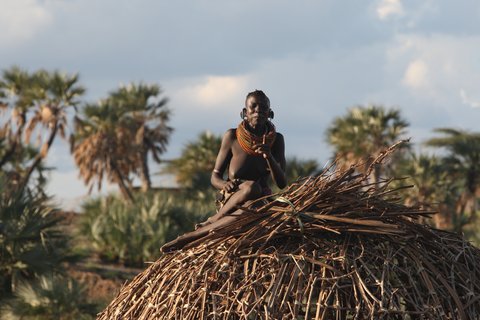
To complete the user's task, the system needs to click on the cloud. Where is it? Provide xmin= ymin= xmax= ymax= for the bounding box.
xmin=379 ymin=33 xmax=480 ymax=132
xmin=0 ymin=1 xmax=390 ymax=82
xmin=376 ymin=0 xmax=404 ymax=20
xmin=0 ymin=0 xmax=52 ymax=47
xmin=460 ymin=89 xmax=480 ymax=109
xmin=177 ymin=75 xmax=249 ymax=108
xmin=384 ymin=34 xmax=480 ymax=116
xmin=402 ymin=59 xmax=428 ymax=89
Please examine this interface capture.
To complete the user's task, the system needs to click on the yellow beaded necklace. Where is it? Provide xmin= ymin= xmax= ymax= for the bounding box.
xmin=236 ymin=120 xmax=276 ymax=156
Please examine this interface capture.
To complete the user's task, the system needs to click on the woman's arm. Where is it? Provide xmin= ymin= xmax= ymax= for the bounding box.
xmin=210 ymin=129 xmax=238 ymax=192
xmin=254 ymin=133 xmax=287 ymax=189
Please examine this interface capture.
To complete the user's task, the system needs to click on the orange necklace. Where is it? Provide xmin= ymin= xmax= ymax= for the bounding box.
xmin=236 ymin=120 xmax=276 ymax=156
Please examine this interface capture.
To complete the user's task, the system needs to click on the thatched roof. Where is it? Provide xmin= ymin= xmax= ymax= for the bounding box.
xmin=97 ymin=146 xmax=480 ymax=319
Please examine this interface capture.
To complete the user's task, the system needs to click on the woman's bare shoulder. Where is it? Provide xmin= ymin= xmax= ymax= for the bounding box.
xmin=223 ymin=128 xmax=237 ymax=140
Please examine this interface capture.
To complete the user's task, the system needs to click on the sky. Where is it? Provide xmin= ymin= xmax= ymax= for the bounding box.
xmin=1 ymin=0 xmax=479 ymax=209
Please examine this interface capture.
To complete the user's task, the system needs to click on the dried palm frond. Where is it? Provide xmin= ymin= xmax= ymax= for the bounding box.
xmin=98 ymin=143 xmax=480 ymax=320
xmin=41 ymin=104 xmax=54 ymax=123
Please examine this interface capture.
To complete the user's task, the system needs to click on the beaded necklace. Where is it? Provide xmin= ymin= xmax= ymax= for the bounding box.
xmin=236 ymin=120 xmax=276 ymax=156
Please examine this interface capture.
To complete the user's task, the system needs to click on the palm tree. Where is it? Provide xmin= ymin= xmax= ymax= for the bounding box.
xmin=19 ymin=70 xmax=84 ymax=189
xmin=0 ymin=66 xmax=37 ymax=169
xmin=165 ymin=131 xmax=222 ymax=191
xmin=391 ymin=152 xmax=456 ymax=229
xmin=71 ymin=101 xmax=137 ymax=202
xmin=0 ymin=67 xmax=85 ymax=190
xmin=0 ymin=138 xmax=50 ymax=194
xmin=71 ymin=82 xmax=172 ymax=200
xmin=425 ymin=128 xmax=480 ymax=232
xmin=326 ymin=105 xmax=409 ymax=184
xmin=108 ymin=83 xmax=172 ymax=192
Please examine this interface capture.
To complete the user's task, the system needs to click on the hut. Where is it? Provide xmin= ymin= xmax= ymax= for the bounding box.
xmin=98 ymin=146 xmax=480 ymax=319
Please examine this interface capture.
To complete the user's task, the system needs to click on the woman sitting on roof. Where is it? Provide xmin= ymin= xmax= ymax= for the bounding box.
xmin=161 ymin=90 xmax=287 ymax=252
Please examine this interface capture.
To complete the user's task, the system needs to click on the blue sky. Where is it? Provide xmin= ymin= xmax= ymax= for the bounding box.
xmin=1 ymin=0 xmax=479 ymax=209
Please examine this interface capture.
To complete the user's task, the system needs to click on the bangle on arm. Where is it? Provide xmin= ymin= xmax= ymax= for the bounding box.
xmin=213 ymin=169 xmax=221 ymax=174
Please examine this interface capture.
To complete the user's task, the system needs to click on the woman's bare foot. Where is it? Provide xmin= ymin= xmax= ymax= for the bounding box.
xmin=195 ymin=221 xmax=210 ymax=230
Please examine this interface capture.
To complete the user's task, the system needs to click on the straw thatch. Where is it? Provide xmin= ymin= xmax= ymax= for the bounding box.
xmin=97 ymin=144 xmax=480 ymax=320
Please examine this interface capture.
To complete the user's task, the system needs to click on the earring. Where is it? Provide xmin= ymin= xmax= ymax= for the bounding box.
xmin=240 ymin=108 xmax=246 ymax=119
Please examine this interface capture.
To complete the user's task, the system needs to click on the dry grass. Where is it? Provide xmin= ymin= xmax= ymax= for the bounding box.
xmin=97 ymin=143 xmax=480 ymax=319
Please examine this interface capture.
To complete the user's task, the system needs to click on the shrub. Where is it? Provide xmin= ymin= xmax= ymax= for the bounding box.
xmin=79 ymin=191 xmax=214 ymax=267
xmin=0 ymin=275 xmax=98 ymax=320
xmin=0 ymin=175 xmax=72 ymax=296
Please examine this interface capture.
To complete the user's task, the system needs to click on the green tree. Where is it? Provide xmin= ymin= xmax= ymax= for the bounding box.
xmin=425 ymin=128 xmax=480 ymax=233
xmin=165 ymin=131 xmax=222 ymax=199
xmin=326 ymin=105 xmax=409 ymax=184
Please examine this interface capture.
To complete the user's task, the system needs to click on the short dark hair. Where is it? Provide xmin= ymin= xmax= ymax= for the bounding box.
xmin=245 ymin=90 xmax=270 ymax=106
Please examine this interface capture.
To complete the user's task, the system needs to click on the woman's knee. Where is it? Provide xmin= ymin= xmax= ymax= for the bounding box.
xmin=239 ymin=181 xmax=262 ymax=199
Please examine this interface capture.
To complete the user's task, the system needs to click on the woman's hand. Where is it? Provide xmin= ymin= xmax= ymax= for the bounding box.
xmin=223 ymin=179 xmax=241 ymax=192
xmin=252 ymin=143 xmax=272 ymax=159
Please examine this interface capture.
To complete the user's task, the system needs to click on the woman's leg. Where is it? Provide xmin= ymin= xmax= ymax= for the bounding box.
xmin=203 ymin=181 xmax=262 ymax=225
xmin=162 ymin=181 xmax=266 ymax=252
xmin=161 ymin=209 xmax=246 ymax=252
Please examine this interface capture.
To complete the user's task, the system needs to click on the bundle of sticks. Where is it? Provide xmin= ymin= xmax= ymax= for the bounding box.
xmin=98 ymin=144 xmax=480 ymax=319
